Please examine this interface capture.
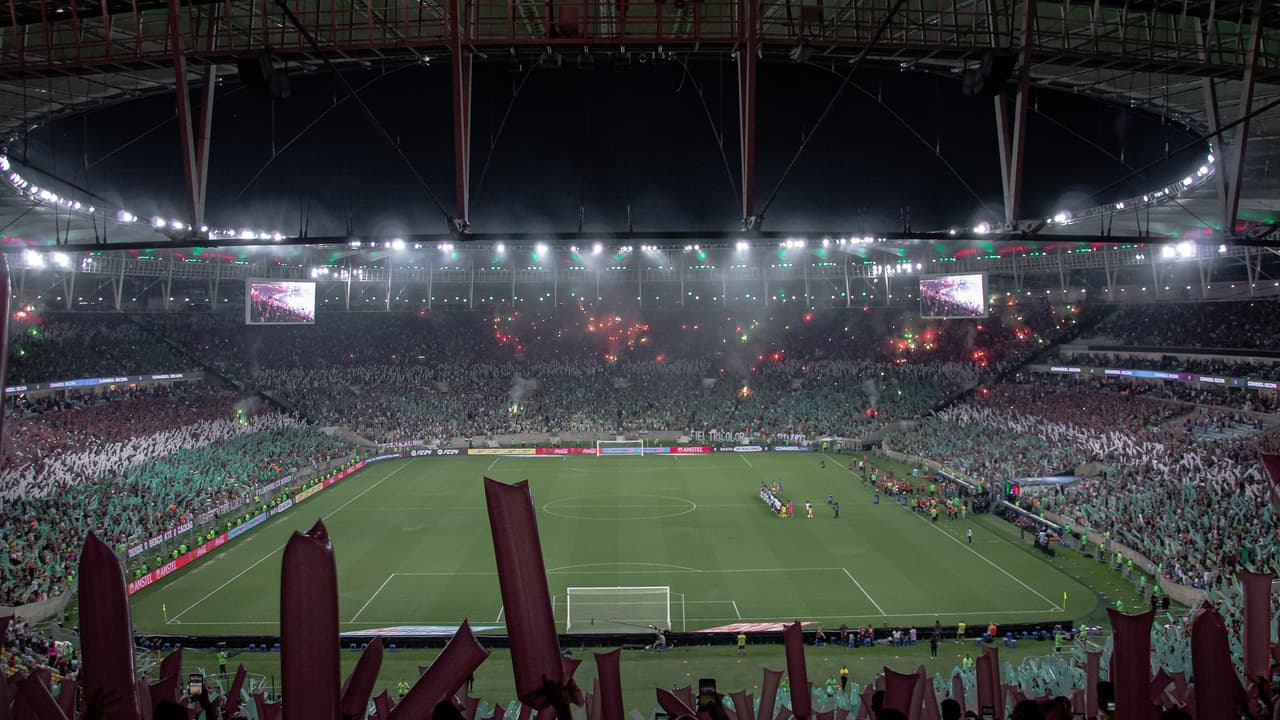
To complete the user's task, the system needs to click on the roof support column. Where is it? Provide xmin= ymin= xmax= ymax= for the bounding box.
xmin=1226 ymin=0 xmax=1263 ymax=234
xmin=737 ymin=0 xmax=759 ymax=229
xmin=168 ymin=0 xmax=210 ymax=231
xmin=991 ymin=0 xmax=1035 ymax=226
xmin=448 ymin=0 xmax=473 ymax=232
xmin=1197 ymin=13 xmax=1229 ymax=229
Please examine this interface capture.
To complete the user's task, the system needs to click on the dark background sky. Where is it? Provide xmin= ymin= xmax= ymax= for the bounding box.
xmin=18 ymin=59 xmax=1199 ymax=236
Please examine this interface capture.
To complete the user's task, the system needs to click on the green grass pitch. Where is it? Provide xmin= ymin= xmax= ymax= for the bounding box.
xmin=129 ymin=453 xmax=1099 ymax=636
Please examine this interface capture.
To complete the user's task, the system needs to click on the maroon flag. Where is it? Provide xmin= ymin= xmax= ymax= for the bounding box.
xmin=1191 ymin=603 xmax=1246 ymax=719
xmin=674 ymin=687 xmax=694 ymax=712
xmin=463 ymin=695 xmax=481 ymax=720
xmin=225 ymin=665 xmax=248 ymax=717
xmin=950 ymin=675 xmax=965 ymax=715
xmin=483 ymin=479 xmax=566 ymax=712
xmin=16 ymin=675 xmax=66 ymax=720
xmin=656 ymin=688 xmax=696 ymax=718
xmin=854 ymin=686 xmax=875 ymax=720
xmin=1263 ymin=454 xmax=1280 ymax=509
xmin=919 ymin=672 xmax=940 ymax=720
xmin=1069 ymin=691 xmax=1084 ymax=716
xmin=0 ymin=673 xmax=11 ymax=720
xmin=391 ymin=621 xmax=490 ymax=719
xmin=374 ymin=691 xmax=393 ymax=719
xmin=1148 ymin=669 xmax=1173 ymax=708
xmin=78 ymin=532 xmax=140 ymax=720
xmin=834 ymin=709 xmax=848 ymax=720
xmin=281 ymin=520 xmax=340 ymax=720
xmin=593 ymin=650 xmax=624 ymax=720
xmin=882 ymin=668 xmax=919 ymax=717
xmin=55 ymin=680 xmax=76 ymax=719
xmin=1083 ymin=651 xmax=1100 ymax=719
xmin=757 ymin=669 xmax=783 ymax=720
xmin=783 ymin=623 xmax=812 ymax=719
xmin=816 ymin=712 xmax=833 ymax=720
xmin=159 ymin=649 xmax=183 ymax=687
xmin=561 ymin=656 xmax=585 ymax=708
xmin=341 ymin=639 xmax=384 ymax=720
xmin=488 ymin=705 xmax=506 ymax=720
xmin=586 ymin=679 xmax=599 ymax=720
xmin=147 ymin=676 xmax=177 ymax=712
xmin=975 ymin=647 xmax=1003 ymax=720
xmin=516 ymin=703 xmax=532 ymax=720
xmin=729 ymin=691 xmax=752 ymax=720
xmin=1107 ymin=608 xmax=1155 ymax=720
xmin=1240 ymin=570 xmax=1274 ymax=683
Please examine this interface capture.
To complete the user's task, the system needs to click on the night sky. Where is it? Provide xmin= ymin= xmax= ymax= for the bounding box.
xmin=20 ymin=59 xmax=1198 ymax=236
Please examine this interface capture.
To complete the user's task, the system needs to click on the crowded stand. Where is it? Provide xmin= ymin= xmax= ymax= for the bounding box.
xmin=1083 ymin=299 xmax=1280 ymax=350
xmin=0 ymin=399 xmax=345 ymax=606
xmin=5 ymin=313 xmax=190 ymax=384
xmin=255 ymin=359 xmax=980 ymax=443
xmin=893 ymin=378 xmax=1280 ymax=590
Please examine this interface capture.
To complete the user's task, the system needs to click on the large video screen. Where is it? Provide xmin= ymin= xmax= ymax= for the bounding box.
xmin=918 ymin=273 xmax=987 ymax=319
xmin=245 ymin=280 xmax=316 ymax=325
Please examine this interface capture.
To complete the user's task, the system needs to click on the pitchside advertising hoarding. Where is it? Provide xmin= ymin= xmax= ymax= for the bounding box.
xmin=1048 ymin=365 xmax=1279 ymax=390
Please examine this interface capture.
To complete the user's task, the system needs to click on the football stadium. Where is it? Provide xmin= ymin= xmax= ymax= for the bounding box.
xmin=2 ymin=2 xmax=1280 ymax=718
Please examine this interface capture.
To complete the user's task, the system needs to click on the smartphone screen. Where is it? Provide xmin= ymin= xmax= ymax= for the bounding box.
xmin=188 ymin=673 xmax=204 ymax=696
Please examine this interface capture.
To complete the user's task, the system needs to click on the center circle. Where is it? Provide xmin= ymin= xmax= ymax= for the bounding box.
xmin=541 ymin=494 xmax=698 ymax=521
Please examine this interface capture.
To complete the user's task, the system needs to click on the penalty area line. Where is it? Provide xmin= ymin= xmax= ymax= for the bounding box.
xmin=842 ymin=568 xmax=887 ymax=616
xmin=487 ymin=458 xmax=501 ymax=471
xmin=739 ymin=454 xmax=753 ymax=468
xmin=351 ymin=573 xmax=397 ymax=622
xmin=167 ymin=459 xmax=417 ymax=624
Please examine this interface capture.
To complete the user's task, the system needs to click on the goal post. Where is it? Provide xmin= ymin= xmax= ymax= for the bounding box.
xmin=595 ymin=439 xmax=645 ymax=456
xmin=565 ymin=586 xmax=672 ymax=633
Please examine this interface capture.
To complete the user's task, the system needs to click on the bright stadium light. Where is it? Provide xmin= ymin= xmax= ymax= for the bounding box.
xmin=152 ymin=216 xmax=166 ymax=228
xmin=495 ymin=242 xmax=506 ymax=255
xmin=736 ymin=240 xmax=749 ymax=251
xmin=592 ymin=242 xmax=603 ymax=255
xmin=536 ymin=242 xmax=549 ymax=255
xmin=23 ymin=249 xmax=44 ymax=268
xmin=51 ymin=252 xmax=69 ymax=268
xmin=391 ymin=238 xmax=406 ymax=251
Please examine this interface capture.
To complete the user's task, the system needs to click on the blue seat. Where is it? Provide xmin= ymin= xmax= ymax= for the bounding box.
xmin=246 ymin=644 xmax=256 ymax=652
xmin=388 ymin=643 xmax=397 ymax=652
xmin=272 ymin=643 xmax=281 ymax=652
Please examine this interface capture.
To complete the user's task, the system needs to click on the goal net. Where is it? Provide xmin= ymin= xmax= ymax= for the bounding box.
xmin=595 ymin=439 xmax=645 ymax=457
xmin=565 ymin=586 xmax=671 ymax=633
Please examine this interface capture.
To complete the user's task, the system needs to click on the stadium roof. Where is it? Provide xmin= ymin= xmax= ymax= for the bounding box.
xmin=0 ymin=0 xmax=1275 ymax=254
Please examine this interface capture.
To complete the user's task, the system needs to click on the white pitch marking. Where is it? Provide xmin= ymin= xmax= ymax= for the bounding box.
xmin=739 ymin=455 xmax=753 ymax=468
xmin=842 ymin=568 xmax=887 ymax=616
xmin=487 ymin=458 xmax=501 ymax=471
xmin=168 ymin=459 xmax=417 ymax=623
xmin=731 ymin=600 xmax=742 ymax=620
xmin=905 ymin=507 xmax=1062 ymax=611
xmin=351 ymin=573 xmax=397 ymax=622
